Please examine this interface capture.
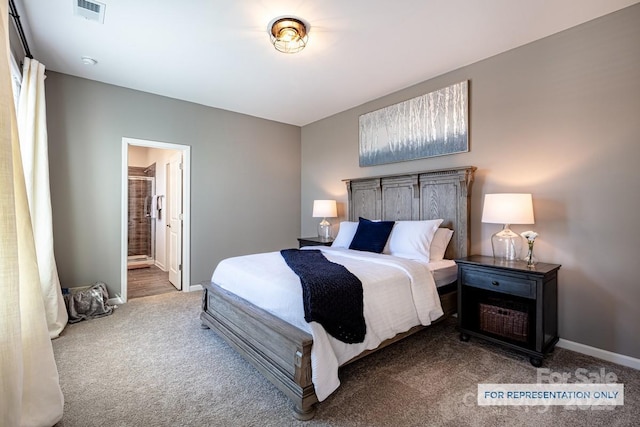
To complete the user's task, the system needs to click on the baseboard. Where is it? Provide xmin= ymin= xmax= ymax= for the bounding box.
xmin=188 ymin=284 xmax=203 ymax=292
xmin=154 ymin=260 xmax=166 ymax=271
xmin=108 ymin=295 xmax=125 ymax=305
xmin=557 ymin=338 xmax=640 ymax=370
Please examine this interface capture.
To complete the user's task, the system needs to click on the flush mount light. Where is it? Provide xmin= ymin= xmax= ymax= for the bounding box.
xmin=81 ymin=56 xmax=98 ymax=65
xmin=269 ymin=17 xmax=308 ymax=54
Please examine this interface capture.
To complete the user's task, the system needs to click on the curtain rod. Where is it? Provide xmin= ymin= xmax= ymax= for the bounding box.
xmin=8 ymin=0 xmax=33 ymax=59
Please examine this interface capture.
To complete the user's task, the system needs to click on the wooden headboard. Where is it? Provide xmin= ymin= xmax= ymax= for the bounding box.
xmin=344 ymin=166 xmax=476 ymax=260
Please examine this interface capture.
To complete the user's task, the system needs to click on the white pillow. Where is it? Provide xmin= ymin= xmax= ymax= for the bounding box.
xmin=385 ymin=219 xmax=443 ymax=262
xmin=331 ymin=221 xmax=358 ymax=248
xmin=429 ymin=228 xmax=454 ymax=261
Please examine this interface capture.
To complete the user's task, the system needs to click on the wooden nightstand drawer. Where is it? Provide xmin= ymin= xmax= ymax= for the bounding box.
xmin=461 ymin=269 xmax=535 ymax=299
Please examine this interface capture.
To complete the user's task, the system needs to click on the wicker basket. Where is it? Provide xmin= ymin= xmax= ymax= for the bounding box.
xmin=479 ymin=302 xmax=529 ymax=342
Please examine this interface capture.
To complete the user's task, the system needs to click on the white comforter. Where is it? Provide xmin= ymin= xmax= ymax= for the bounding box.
xmin=211 ymin=246 xmax=444 ymax=401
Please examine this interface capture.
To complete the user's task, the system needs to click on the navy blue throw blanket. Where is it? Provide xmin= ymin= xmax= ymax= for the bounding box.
xmin=280 ymin=249 xmax=365 ymax=344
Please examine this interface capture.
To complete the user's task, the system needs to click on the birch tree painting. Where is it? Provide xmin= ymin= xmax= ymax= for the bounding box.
xmin=359 ymin=81 xmax=468 ymax=166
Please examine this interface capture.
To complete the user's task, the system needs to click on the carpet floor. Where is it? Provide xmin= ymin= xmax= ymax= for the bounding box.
xmin=52 ymin=291 xmax=638 ymax=426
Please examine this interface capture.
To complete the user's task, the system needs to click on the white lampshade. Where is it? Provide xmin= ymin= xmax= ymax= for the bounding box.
xmin=482 ymin=193 xmax=534 ymax=261
xmin=481 ymin=193 xmax=534 ymax=225
xmin=312 ymin=200 xmax=337 ymax=218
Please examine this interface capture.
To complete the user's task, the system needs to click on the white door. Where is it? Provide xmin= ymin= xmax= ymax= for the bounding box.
xmin=168 ymin=153 xmax=183 ymax=290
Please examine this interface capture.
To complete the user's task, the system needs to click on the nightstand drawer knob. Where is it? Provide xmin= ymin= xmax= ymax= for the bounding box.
xmin=491 ymin=281 xmax=500 ymax=286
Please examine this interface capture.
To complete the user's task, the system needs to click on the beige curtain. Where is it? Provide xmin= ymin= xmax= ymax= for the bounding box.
xmin=0 ymin=2 xmax=64 ymax=426
xmin=18 ymin=58 xmax=68 ymax=338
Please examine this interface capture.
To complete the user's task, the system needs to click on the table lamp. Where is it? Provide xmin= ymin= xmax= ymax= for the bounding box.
xmin=312 ymin=200 xmax=337 ymax=239
xmin=481 ymin=193 xmax=534 ymax=261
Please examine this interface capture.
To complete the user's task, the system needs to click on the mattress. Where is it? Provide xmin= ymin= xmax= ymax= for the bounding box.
xmin=427 ymin=259 xmax=458 ymax=288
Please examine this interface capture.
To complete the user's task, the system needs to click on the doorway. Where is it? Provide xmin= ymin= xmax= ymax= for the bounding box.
xmin=120 ymin=137 xmax=191 ymax=302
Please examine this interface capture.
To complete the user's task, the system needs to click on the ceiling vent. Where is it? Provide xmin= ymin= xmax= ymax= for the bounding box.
xmin=74 ymin=0 xmax=106 ymax=24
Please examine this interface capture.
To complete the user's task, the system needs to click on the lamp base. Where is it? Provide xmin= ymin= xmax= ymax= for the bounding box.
xmin=318 ymin=218 xmax=331 ymax=239
xmin=491 ymin=225 xmax=523 ymax=261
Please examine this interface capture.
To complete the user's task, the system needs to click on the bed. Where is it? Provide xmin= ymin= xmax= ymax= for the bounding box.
xmin=200 ymin=166 xmax=476 ymax=419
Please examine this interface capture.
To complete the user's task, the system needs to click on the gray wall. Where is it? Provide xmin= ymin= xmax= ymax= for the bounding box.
xmin=301 ymin=6 xmax=640 ymax=359
xmin=46 ymin=72 xmax=301 ymax=298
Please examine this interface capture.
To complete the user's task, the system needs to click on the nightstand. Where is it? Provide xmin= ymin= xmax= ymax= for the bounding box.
xmin=297 ymin=237 xmax=334 ymax=248
xmin=456 ymin=255 xmax=560 ymax=367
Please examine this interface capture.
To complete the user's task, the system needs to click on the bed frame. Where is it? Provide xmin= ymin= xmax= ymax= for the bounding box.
xmin=200 ymin=166 xmax=476 ymax=419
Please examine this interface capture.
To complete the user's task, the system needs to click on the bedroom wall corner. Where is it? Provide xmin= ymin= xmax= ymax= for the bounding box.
xmin=301 ymin=4 xmax=640 ymax=360
xmin=46 ymin=73 xmax=301 ymax=299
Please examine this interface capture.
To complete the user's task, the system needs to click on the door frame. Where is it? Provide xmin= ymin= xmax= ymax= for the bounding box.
xmin=120 ymin=137 xmax=192 ymax=302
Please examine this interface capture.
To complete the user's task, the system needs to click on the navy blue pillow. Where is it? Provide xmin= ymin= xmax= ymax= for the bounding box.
xmin=349 ymin=217 xmax=395 ymax=253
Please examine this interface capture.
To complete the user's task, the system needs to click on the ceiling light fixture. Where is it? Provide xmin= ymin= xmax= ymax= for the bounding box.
xmin=269 ymin=17 xmax=308 ymax=54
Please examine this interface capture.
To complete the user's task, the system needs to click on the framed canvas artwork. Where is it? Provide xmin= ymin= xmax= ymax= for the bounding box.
xmin=359 ymin=81 xmax=469 ymax=166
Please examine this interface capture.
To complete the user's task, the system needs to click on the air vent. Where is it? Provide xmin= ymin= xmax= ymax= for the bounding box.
xmin=74 ymin=0 xmax=106 ymax=24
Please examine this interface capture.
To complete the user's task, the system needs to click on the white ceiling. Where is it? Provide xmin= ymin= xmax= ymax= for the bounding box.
xmin=14 ymin=0 xmax=639 ymax=126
